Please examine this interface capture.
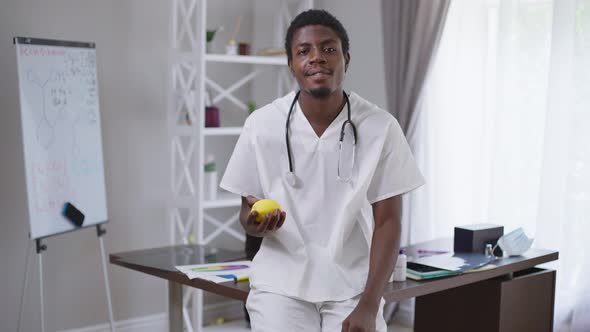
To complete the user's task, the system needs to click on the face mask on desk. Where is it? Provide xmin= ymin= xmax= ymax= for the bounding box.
xmin=497 ymin=227 xmax=534 ymax=256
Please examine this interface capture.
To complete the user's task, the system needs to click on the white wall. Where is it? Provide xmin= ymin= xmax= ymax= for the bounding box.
xmin=0 ymin=0 xmax=385 ymax=331
xmin=0 ymin=1 xmax=170 ymax=331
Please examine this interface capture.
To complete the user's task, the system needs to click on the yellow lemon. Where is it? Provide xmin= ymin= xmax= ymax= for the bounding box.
xmin=251 ymin=199 xmax=282 ymax=222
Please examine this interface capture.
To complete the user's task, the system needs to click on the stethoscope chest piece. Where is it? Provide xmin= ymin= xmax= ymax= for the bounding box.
xmin=284 ymin=171 xmax=299 ymax=187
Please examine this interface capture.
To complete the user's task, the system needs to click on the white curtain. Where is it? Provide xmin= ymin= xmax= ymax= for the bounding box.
xmin=410 ymin=0 xmax=590 ymax=330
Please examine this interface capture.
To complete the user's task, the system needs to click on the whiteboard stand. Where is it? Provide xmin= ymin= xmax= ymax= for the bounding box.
xmin=36 ymin=239 xmax=47 ymax=332
xmin=14 ymin=36 xmax=114 ymax=331
xmin=17 ymin=241 xmax=32 ymax=332
xmin=25 ymin=231 xmax=115 ymax=332
xmin=96 ymin=225 xmax=116 ymax=332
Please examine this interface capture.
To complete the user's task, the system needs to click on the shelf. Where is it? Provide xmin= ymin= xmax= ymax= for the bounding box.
xmin=205 ymin=54 xmax=287 ymax=65
xmin=169 ymin=192 xmax=241 ymax=209
xmin=170 ymin=125 xmax=242 ymax=137
xmin=203 ymin=191 xmax=241 ymax=209
xmin=203 ymin=127 xmax=242 ymax=136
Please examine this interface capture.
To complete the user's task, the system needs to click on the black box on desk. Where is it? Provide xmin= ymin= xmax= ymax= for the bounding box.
xmin=454 ymin=224 xmax=504 ymax=256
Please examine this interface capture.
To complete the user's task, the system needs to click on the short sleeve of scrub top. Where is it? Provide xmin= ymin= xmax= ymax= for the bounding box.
xmin=367 ymin=119 xmax=425 ymax=204
xmin=220 ymin=118 xmax=264 ymax=199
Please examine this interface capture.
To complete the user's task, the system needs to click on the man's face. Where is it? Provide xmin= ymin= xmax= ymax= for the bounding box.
xmin=288 ymin=25 xmax=350 ymax=99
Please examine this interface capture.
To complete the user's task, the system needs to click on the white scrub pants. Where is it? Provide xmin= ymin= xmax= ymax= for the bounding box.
xmin=246 ymin=288 xmax=387 ymax=332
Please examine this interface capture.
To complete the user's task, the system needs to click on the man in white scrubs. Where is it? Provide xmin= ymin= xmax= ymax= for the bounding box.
xmin=220 ymin=9 xmax=424 ymax=332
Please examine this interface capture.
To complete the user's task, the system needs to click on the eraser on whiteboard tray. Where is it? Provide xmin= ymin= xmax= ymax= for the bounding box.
xmin=63 ymin=202 xmax=85 ymax=227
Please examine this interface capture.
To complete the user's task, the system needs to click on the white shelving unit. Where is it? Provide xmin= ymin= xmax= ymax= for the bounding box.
xmin=205 ymin=53 xmax=288 ymax=65
xmin=203 ymin=127 xmax=242 ymax=136
xmin=168 ymin=0 xmax=312 ymax=331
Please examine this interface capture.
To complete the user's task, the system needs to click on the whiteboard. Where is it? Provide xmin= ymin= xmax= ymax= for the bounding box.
xmin=14 ymin=37 xmax=108 ymax=240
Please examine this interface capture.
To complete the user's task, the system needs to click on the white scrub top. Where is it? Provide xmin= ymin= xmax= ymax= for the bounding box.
xmin=220 ymin=91 xmax=425 ymax=302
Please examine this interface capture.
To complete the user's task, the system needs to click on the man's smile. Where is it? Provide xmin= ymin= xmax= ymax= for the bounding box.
xmin=305 ymin=68 xmax=332 ymax=77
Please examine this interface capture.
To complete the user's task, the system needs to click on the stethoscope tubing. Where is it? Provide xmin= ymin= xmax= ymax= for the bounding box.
xmin=285 ymin=90 xmax=356 ymax=174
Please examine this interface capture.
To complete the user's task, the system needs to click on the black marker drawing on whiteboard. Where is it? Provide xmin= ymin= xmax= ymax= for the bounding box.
xmin=68 ymin=49 xmax=99 ymax=157
xmin=27 ymin=69 xmax=67 ymax=149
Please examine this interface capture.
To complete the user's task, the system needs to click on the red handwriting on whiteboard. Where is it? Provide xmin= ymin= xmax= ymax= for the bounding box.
xmin=19 ymin=46 xmax=66 ymax=57
xmin=31 ymin=159 xmax=75 ymax=213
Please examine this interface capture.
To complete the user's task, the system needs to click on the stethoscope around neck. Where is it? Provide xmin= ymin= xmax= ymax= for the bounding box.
xmin=284 ymin=90 xmax=357 ymax=187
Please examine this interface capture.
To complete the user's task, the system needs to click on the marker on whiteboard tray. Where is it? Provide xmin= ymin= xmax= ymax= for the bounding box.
xmin=62 ymin=202 xmax=85 ymax=227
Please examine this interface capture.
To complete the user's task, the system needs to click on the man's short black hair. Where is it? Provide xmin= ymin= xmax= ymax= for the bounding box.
xmin=285 ymin=9 xmax=349 ymax=62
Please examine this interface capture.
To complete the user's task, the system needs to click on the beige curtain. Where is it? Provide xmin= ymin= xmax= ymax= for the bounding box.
xmin=381 ymin=0 xmax=450 ymax=324
xmin=382 ymin=0 xmax=450 ymax=139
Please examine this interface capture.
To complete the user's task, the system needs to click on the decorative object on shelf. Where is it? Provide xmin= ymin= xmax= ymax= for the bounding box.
xmin=206 ymin=27 xmax=223 ymax=53
xmin=238 ymin=42 xmax=250 ymax=55
xmin=248 ymin=101 xmax=257 ymax=114
xmin=204 ymin=155 xmax=218 ymax=200
xmin=205 ymin=106 xmax=220 ymax=127
xmin=226 ymin=15 xmax=242 ymax=55
xmin=184 ymin=110 xmax=192 ymax=125
xmin=204 ymin=90 xmax=220 ymax=127
xmin=225 ymin=39 xmax=237 ymax=55
xmin=256 ymin=47 xmax=287 ymax=56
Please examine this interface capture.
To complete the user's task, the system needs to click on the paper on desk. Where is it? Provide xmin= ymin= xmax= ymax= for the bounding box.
xmin=412 ymin=253 xmax=497 ymax=272
xmin=175 ymin=260 xmax=251 ymax=284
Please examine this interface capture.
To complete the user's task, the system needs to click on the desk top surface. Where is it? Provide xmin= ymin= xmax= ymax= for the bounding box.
xmin=382 ymin=239 xmax=558 ymax=302
xmin=110 ymin=238 xmax=558 ymax=303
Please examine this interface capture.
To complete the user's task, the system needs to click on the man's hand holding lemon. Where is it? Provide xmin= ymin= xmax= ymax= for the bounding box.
xmin=240 ymin=195 xmax=286 ymax=237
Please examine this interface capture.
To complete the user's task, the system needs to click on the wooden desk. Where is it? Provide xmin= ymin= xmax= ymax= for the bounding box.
xmin=110 ymin=239 xmax=558 ymax=332
xmin=110 ymin=245 xmax=250 ymax=301
xmin=388 ymin=239 xmax=558 ymax=332
xmin=110 ymin=245 xmax=250 ymax=332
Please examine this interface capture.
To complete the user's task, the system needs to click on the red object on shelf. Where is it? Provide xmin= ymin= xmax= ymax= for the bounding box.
xmin=238 ymin=43 xmax=250 ymax=55
xmin=205 ymin=106 xmax=220 ymax=127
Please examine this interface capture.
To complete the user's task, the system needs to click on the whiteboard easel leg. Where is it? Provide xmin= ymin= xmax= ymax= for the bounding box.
xmin=97 ymin=225 xmax=116 ymax=332
xmin=39 ymin=253 xmax=45 ymax=332
xmin=17 ymin=241 xmax=32 ymax=332
xmin=36 ymin=239 xmax=47 ymax=332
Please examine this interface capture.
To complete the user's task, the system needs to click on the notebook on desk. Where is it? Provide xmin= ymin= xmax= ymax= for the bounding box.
xmin=407 ymin=261 xmax=460 ymax=280
xmin=407 ymin=252 xmax=498 ymax=280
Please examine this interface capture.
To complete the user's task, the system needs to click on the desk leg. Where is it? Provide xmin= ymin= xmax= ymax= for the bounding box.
xmin=168 ymin=282 xmax=183 ymax=332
